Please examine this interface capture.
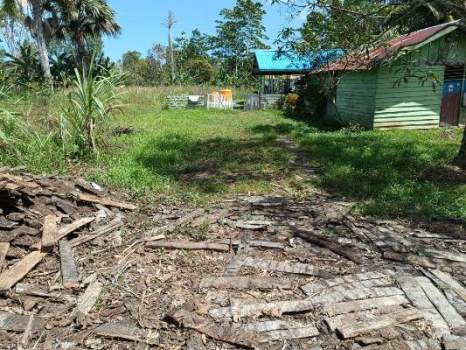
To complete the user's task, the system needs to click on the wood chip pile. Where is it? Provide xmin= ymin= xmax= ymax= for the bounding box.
xmin=0 ymin=169 xmax=137 ymax=348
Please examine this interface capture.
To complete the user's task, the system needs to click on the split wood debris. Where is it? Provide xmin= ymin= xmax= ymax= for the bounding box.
xmin=0 ymin=171 xmax=136 ymax=346
xmin=2 ymin=170 xmax=466 ymax=349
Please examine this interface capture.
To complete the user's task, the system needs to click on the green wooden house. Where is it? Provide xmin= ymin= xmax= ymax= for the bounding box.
xmin=320 ymin=21 xmax=466 ymax=129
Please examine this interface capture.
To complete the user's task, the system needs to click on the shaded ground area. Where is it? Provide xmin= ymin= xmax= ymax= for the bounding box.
xmin=252 ymin=121 xmax=465 ymax=224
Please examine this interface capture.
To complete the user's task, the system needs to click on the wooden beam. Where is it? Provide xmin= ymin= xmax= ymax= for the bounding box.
xmin=0 ymin=312 xmax=43 ymax=332
xmin=209 ymin=300 xmax=314 ymax=321
xmin=59 ymin=240 xmax=79 ymax=289
xmin=241 ymin=257 xmax=329 ymax=278
xmin=72 ymin=191 xmax=137 ymax=210
xmin=335 ymin=308 xmax=423 ymax=339
xmin=416 ymin=276 xmax=466 ymax=330
xmin=0 ymin=251 xmax=46 ymax=291
xmin=70 ymin=218 xmax=122 ymax=248
xmin=75 ymin=279 xmax=102 ymax=318
xmin=169 ymin=309 xmax=265 ymax=348
xmin=199 ymin=276 xmax=293 ymax=290
xmin=146 ymin=240 xmax=229 ymax=252
xmin=41 ymin=215 xmax=58 ymax=250
xmin=323 ymin=295 xmax=409 ymax=317
xmin=294 ymin=228 xmax=363 ymax=263
xmin=397 ymin=274 xmax=450 ymax=338
xmin=57 ymin=217 xmax=95 ymax=241
xmin=302 ymin=270 xmax=394 ymax=296
xmin=0 ymin=242 xmax=9 ymax=271
xmin=311 ymin=286 xmax=403 ymax=305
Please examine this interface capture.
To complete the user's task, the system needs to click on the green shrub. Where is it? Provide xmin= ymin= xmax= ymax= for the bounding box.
xmin=59 ymin=64 xmax=124 ymax=155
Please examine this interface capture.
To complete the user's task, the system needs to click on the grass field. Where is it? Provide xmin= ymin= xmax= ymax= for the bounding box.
xmin=89 ymin=108 xmax=300 ymax=203
xmin=1 ymin=87 xmax=464 ymax=221
xmin=294 ymin=126 xmax=466 ymax=221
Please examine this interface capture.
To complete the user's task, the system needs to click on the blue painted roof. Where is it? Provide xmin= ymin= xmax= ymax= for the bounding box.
xmin=253 ymin=49 xmax=343 ymax=74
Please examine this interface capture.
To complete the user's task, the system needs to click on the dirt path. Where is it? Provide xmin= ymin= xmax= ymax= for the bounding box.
xmin=1 ymin=138 xmax=466 ymax=349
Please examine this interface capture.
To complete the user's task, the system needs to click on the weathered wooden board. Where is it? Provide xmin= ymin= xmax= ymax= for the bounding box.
xmin=95 ymin=322 xmax=157 ymax=344
xmin=363 ymin=339 xmax=441 ymax=350
xmin=72 ymin=191 xmax=137 ymax=210
xmin=443 ymin=335 xmax=466 ymax=350
xmin=145 ymin=210 xmax=204 ymax=237
xmin=422 ymin=249 xmax=466 ymax=263
xmin=304 ymin=278 xmax=394 ymax=299
xmin=15 ymin=283 xmax=51 ymax=298
xmin=301 ymin=270 xmax=394 ymax=295
xmin=217 ymin=239 xmax=285 ymax=250
xmin=385 ymin=252 xmax=466 ymax=276
xmin=199 ymin=276 xmax=293 ymax=290
xmin=325 ymin=307 xmax=404 ymax=332
xmin=239 ymin=320 xmax=319 ymax=342
xmin=76 ymin=279 xmax=102 ymax=317
xmin=335 ymin=308 xmax=423 ymax=339
xmin=59 ymin=239 xmax=79 ymax=289
xmin=397 ymin=275 xmax=450 ymax=337
xmin=415 ymin=276 xmax=466 ymax=330
xmin=170 ymin=309 xmax=266 ymax=348
xmin=223 ymin=255 xmax=245 ymax=277
xmin=0 ymin=312 xmax=43 ymax=332
xmin=41 ymin=214 xmax=58 ymax=250
xmin=429 ymin=269 xmax=466 ymax=303
xmin=241 ymin=257 xmax=328 ymax=277
xmin=209 ymin=300 xmax=314 ymax=320
xmin=70 ymin=217 xmax=123 ymax=248
xmin=240 ymin=320 xmax=303 ymax=333
xmin=0 ymin=242 xmax=9 ymax=271
xmin=294 ymin=228 xmax=363 ymax=263
xmin=191 ymin=208 xmax=229 ymax=228
xmin=424 ymin=270 xmax=466 ymax=317
xmin=263 ymin=326 xmax=319 ymax=342
xmin=383 ymin=251 xmax=437 ymax=269
xmin=311 ymin=286 xmax=404 ymax=305
xmin=146 ymin=240 xmax=229 ymax=252
xmin=323 ymin=295 xmax=409 ymax=317
xmin=57 ymin=217 xmax=95 ymax=241
xmin=19 ymin=314 xmax=35 ymax=348
xmin=0 ymin=251 xmax=47 ymax=291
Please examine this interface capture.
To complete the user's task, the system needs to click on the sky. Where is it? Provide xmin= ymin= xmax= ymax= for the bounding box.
xmin=103 ymin=0 xmax=305 ymax=61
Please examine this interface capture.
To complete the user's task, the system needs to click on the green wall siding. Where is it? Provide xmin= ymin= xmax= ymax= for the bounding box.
xmin=413 ymin=31 xmax=466 ymax=64
xmin=335 ymin=71 xmax=377 ymax=128
xmin=373 ymin=65 xmax=445 ymax=129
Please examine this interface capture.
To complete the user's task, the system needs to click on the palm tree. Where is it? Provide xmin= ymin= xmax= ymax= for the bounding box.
xmin=1 ymin=0 xmax=52 ymax=79
xmin=52 ymin=0 xmax=120 ymax=67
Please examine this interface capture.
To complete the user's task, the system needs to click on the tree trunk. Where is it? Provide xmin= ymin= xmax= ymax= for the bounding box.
xmin=454 ymin=125 xmax=466 ymax=169
xmin=75 ymin=32 xmax=88 ymax=70
xmin=168 ymin=29 xmax=175 ymax=83
xmin=30 ymin=0 xmax=51 ymax=80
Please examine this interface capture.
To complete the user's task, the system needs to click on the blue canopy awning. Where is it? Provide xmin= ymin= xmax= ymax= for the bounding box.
xmin=253 ymin=49 xmax=343 ymax=75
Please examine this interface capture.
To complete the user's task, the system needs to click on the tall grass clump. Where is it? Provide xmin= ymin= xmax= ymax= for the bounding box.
xmin=0 ymin=63 xmax=124 ymax=172
xmin=0 ymin=107 xmax=64 ymax=171
xmin=58 ymin=64 xmax=124 ymax=156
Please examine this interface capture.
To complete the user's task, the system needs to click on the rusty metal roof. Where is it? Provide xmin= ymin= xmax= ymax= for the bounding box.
xmin=317 ymin=21 xmax=461 ymax=72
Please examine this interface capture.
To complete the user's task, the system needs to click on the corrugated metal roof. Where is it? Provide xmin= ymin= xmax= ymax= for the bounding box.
xmin=318 ymin=21 xmax=461 ymax=72
xmin=253 ymin=49 xmax=343 ymax=74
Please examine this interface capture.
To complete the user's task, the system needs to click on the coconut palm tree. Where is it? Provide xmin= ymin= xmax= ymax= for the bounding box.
xmin=1 ymin=0 xmax=51 ymax=79
xmin=52 ymin=0 xmax=120 ymax=67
